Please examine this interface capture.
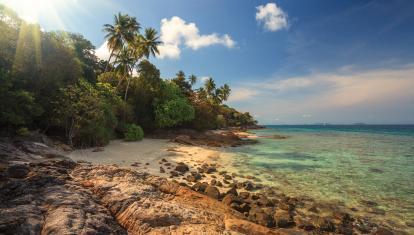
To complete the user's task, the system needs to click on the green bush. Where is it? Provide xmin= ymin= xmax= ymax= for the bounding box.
xmin=124 ymin=124 xmax=144 ymax=141
xmin=16 ymin=127 xmax=30 ymax=137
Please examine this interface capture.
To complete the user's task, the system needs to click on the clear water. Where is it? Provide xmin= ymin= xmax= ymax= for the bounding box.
xmin=228 ymin=125 xmax=414 ymax=232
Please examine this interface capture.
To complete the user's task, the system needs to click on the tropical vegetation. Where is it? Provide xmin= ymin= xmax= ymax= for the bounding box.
xmin=0 ymin=5 xmax=257 ymax=146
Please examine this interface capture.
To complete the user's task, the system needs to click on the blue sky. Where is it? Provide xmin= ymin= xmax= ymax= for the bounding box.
xmin=2 ymin=0 xmax=414 ymax=124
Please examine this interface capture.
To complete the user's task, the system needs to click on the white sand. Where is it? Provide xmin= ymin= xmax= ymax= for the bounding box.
xmin=66 ymin=138 xmax=246 ymax=192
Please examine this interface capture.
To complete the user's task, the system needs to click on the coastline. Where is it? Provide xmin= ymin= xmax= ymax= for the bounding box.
xmin=0 ymin=129 xmax=404 ymax=234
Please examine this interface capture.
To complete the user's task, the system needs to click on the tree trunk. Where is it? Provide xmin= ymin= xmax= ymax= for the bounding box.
xmin=124 ymin=76 xmax=130 ymax=102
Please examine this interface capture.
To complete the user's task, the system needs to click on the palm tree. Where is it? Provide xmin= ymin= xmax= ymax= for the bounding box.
xmin=219 ymin=84 xmax=231 ymax=102
xmin=189 ymin=75 xmax=197 ymax=87
xmin=103 ymin=13 xmax=140 ymax=71
xmin=204 ymin=77 xmax=216 ymax=96
xmin=114 ymin=48 xmax=135 ymax=101
xmin=139 ymin=28 xmax=161 ymax=58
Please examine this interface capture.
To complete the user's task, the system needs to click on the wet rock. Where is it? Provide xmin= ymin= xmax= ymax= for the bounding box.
xmin=256 ymin=195 xmax=273 ymax=207
xmin=232 ymin=203 xmax=251 ymax=214
xmin=206 ymin=166 xmax=216 ymax=174
xmin=224 ymin=174 xmax=232 ymax=180
xmin=225 ymin=187 xmax=238 ymax=196
xmin=186 ymin=172 xmax=201 ymax=182
xmin=248 ymin=207 xmax=274 ymax=228
xmin=205 ymin=186 xmax=220 ymax=199
xmin=295 ymin=217 xmax=315 ymax=231
xmin=210 ymin=179 xmax=217 ymax=186
xmin=239 ymin=192 xmax=250 ymax=199
xmin=174 ymin=162 xmax=189 ymax=173
xmin=316 ymin=217 xmax=336 ymax=232
xmin=170 ymin=171 xmax=179 ymax=177
xmin=7 ymin=164 xmax=29 ymax=178
xmin=274 ymin=209 xmax=295 ymax=228
xmin=191 ymin=182 xmax=208 ymax=193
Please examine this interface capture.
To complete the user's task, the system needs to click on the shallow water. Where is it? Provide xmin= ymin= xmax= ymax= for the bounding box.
xmin=227 ymin=125 xmax=414 ymax=232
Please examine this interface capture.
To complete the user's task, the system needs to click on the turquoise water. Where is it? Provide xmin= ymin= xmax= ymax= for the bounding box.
xmin=229 ymin=125 xmax=414 ymax=232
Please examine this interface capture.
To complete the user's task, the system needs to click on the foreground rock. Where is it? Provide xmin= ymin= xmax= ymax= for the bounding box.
xmin=0 ymin=140 xmax=292 ymax=235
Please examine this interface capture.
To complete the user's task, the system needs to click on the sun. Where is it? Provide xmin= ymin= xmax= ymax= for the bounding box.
xmin=1 ymin=0 xmax=78 ymax=26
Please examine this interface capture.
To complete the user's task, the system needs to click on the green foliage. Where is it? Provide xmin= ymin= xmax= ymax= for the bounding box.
xmin=0 ymin=6 xmax=257 ymax=147
xmin=155 ymin=98 xmax=195 ymax=128
xmin=124 ymin=124 xmax=144 ymax=141
xmin=0 ymin=70 xmax=42 ymax=129
xmin=52 ymin=80 xmax=117 ymax=146
xmin=16 ymin=127 xmax=29 ymax=137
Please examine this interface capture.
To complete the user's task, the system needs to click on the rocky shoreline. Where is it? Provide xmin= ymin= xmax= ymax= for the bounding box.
xmin=0 ymin=133 xmax=401 ymax=234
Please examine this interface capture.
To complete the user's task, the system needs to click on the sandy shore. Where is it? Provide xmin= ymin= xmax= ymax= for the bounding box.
xmin=66 ymin=138 xmax=247 ymax=193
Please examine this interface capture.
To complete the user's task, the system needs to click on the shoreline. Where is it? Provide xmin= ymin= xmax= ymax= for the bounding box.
xmin=66 ymin=135 xmax=402 ymax=234
xmin=0 ymin=130 xmax=404 ymax=234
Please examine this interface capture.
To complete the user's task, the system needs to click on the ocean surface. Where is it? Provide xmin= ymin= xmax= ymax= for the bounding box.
xmin=227 ymin=125 xmax=414 ymax=232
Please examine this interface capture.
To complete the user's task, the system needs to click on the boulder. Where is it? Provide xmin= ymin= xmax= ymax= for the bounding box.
xmin=274 ymin=209 xmax=295 ymax=228
xmin=174 ymin=163 xmax=189 ymax=173
xmin=205 ymin=186 xmax=220 ymax=199
xmin=225 ymin=187 xmax=238 ymax=196
xmin=191 ymin=182 xmax=208 ymax=193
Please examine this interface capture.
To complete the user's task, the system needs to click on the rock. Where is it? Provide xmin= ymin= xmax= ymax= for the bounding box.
xmin=130 ymin=162 xmax=140 ymax=167
xmin=205 ymin=186 xmax=220 ymax=199
xmin=7 ymin=164 xmax=29 ymax=178
xmin=174 ymin=162 xmax=189 ymax=173
xmin=191 ymin=182 xmax=208 ymax=193
xmin=222 ymin=194 xmax=240 ymax=206
xmin=172 ymin=135 xmax=194 ymax=145
xmin=256 ymin=195 xmax=273 ymax=207
xmin=206 ymin=166 xmax=216 ymax=174
xmin=239 ymin=192 xmax=250 ymax=199
xmin=223 ymin=180 xmax=230 ymax=185
xmin=159 ymin=167 xmax=165 ymax=173
xmin=315 ymin=217 xmax=336 ymax=232
xmin=210 ymin=179 xmax=217 ymax=186
xmin=170 ymin=171 xmax=179 ymax=177
xmin=225 ymin=187 xmax=238 ymax=196
xmin=215 ymin=181 xmax=223 ymax=187
xmin=224 ymin=174 xmax=232 ymax=180
xmin=244 ymin=182 xmax=254 ymax=191
xmin=186 ymin=173 xmax=201 ymax=182
xmin=232 ymin=203 xmax=251 ymax=213
xmin=161 ymin=158 xmax=167 ymax=162
xmin=295 ymin=217 xmax=315 ymax=231
xmin=248 ymin=208 xmax=274 ymax=228
xmin=274 ymin=209 xmax=295 ymax=228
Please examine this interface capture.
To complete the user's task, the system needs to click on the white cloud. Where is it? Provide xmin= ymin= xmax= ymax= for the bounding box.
xmin=228 ymin=65 xmax=414 ymax=124
xmin=95 ymin=41 xmax=111 ymax=61
xmin=157 ymin=16 xmax=236 ymax=59
xmin=256 ymin=3 xmax=288 ymax=32
xmin=228 ymin=87 xmax=258 ymax=102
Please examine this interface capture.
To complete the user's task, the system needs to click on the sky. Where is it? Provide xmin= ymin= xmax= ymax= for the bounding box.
xmin=1 ymin=0 xmax=414 ymax=124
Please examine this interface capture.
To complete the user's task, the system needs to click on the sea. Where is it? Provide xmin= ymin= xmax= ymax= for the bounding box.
xmin=227 ymin=125 xmax=414 ymax=233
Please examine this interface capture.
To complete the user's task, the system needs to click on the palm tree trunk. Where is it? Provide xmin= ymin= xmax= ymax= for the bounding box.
xmin=124 ymin=76 xmax=131 ymax=102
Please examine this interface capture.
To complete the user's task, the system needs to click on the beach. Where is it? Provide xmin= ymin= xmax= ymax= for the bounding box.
xmin=67 ymin=125 xmax=414 ymax=234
